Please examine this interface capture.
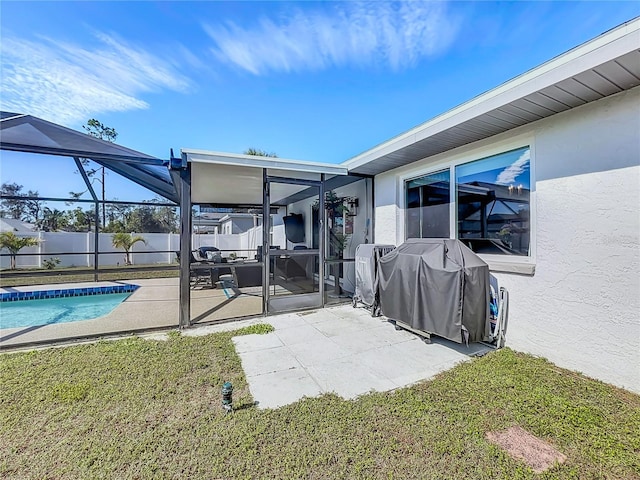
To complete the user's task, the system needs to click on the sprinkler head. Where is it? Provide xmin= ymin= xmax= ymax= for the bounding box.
xmin=221 ymin=381 xmax=233 ymax=413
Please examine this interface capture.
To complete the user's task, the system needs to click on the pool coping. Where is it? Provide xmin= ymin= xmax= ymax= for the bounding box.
xmin=0 ymin=283 xmax=139 ymax=302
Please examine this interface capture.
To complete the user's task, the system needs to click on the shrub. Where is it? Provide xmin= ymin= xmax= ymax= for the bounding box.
xmin=42 ymin=257 xmax=61 ymax=270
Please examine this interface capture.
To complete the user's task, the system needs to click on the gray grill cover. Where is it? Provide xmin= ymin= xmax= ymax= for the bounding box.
xmin=376 ymin=238 xmax=490 ymax=344
xmin=355 ymin=244 xmax=395 ymax=307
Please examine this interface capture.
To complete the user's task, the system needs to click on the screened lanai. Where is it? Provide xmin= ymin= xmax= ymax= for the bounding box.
xmin=0 ymin=112 xmax=187 ymax=348
xmin=173 ymin=150 xmax=374 ymax=328
xmin=1 ymin=112 xmax=176 ymax=201
xmin=0 ymin=112 xmax=179 ymax=278
xmin=0 ymin=112 xmax=374 ymax=346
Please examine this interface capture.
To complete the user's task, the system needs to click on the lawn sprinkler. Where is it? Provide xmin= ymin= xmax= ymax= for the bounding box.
xmin=221 ymin=381 xmax=233 ymax=413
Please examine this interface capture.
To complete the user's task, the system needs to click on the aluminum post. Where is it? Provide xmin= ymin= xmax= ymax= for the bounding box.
xmin=262 ymin=168 xmax=270 ymax=315
xmin=177 ymin=162 xmax=192 ymax=329
xmin=319 ymin=174 xmax=325 ymax=307
xmin=74 ymin=157 xmax=100 ymax=282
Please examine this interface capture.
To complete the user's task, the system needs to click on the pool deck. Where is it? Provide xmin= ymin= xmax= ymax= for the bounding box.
xmin=0 ymin=277 xmax=261 ymax=349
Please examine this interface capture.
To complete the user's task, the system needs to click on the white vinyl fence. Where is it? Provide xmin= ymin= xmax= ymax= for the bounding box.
xmin=1 ymin=225 xmax=288 ymax=269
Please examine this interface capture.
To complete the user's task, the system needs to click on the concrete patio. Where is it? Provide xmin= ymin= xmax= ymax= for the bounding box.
xmin=230 ymin=305 xmax=492 ymax=409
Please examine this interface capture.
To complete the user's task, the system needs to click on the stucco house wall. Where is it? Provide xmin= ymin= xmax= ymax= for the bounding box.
xmin=219 ymin=215 xmax=258 ymax=235
xmin=373 ymin=87 xmax=640 ymax=393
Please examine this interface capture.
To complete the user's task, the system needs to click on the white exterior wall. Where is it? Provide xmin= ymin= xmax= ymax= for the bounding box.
xmin=374 ymin=88 xmax=640 ymax=393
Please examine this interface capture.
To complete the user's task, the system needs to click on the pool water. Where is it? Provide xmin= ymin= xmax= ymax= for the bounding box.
xmin=0 ymin=293 xmax=132 ymax=329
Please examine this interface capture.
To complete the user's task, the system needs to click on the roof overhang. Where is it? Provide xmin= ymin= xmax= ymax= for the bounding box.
xmin=183 ymin=149 xmax=347 ymax=205
xmin=344 ymin=18 xmax=640 ymax=176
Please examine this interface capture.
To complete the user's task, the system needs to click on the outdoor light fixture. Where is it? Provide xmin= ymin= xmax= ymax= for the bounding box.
xmin=221 ymin=381 xmax=233 ymax=413
xmin=347 ymin=197 xmax=359 ymax=216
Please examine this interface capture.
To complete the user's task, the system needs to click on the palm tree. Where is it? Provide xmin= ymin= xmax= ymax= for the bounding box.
xmin=244 ymin=148 xmax=277 ymax=158
xmin=39 ymin=207 xmax=66 ymax=232
xmin=111 ymin=232 xmax=146 ymax=266
xmin=0 ymin=232 xmax=40 ymax=270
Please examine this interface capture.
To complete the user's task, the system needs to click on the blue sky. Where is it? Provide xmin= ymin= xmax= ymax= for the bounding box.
xmin=1 ymin=1 xmax=639 ymax=202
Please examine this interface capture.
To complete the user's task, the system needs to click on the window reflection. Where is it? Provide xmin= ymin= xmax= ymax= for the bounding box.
xmin=456 ymin=147 xmax=530 ymax=256
xmin=405 ymin=170 xmax=450 ymax=239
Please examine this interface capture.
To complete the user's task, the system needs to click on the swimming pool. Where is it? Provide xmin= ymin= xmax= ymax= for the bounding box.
xmin=0 ymin=284 xmax=138 ymax=329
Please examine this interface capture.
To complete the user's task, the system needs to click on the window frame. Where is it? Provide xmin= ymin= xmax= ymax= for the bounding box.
xmin=404 ymin=168 xmax=451 ymax=240
xmin=400 ymin=136 xmax=536 ymax=274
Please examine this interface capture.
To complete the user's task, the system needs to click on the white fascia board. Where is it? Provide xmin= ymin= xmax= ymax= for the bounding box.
xmin=343 ymin=18 xmax=640 ymax=171
xmin=183 ymin=149 xmax=347 ymax=176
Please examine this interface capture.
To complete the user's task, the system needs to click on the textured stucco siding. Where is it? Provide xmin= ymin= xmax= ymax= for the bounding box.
xmin=373 ymin=173 xmax=398 ymax=246
xmin=373 ymin=87 xmax=640 ymax=392
xmin=494 ymin=165 xmax=639 ymax=393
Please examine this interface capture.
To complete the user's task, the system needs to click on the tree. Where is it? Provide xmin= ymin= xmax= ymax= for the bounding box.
xmin=152 ymin=205 xmax=178 ymax=233
xmin=0 ymin=184 xmax=44 ymax=225
xmin=39 ymin=207 xmax=66 ymax=232
xmin=127 ymin=206 xmax=164 ymax=233
xmin=83 ymin=119 xmax=117 ymax=142
xmin=0 ymin=183 xmax=26 ymax=219
xmin=71 ymin=119 xmax=118 ymax=228
xmin=24 ymin=190 xmax=44 ymax=224
xmin=150 ymin=196 xmax=179 ymax=233
xmin=102 ymin=219 xmax=127 ymax=233
xmin=244 ymin=148 xmax=277 ymax=158
xmin=106 ymin=200 xmax=131 ymax=224
xmin=63 ymin=207 xmax=92 ymax=232
xmin=104 ymin=200 xmax=132 ymax=232
xmin=111 ymin=232 xmax=146 ymax=266
xmin=0 ymin=232 xmax=40 ymax=270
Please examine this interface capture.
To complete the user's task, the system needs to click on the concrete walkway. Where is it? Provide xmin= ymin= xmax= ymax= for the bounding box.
xmin=233 ymin=305 xmax=491 ymax=409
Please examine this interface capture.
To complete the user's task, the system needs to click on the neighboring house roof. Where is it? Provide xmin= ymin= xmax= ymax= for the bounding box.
xmin=199 ymin=212 xmax=227 ymax=221
xmin=219 ymin=213 xmax=258 ymax=223
xmin=343 ymin=18 xmax=640 ymax=176
xmin=193 ymin=217 xmax=221 ymax=230
xmin=0 ymin=113 xmax=179 ymax=203
xmin=0 ymin=218 xmax=36 ymax=233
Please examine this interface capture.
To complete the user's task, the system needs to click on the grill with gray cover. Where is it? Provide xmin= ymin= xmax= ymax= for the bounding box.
xmin=353 ymin=244 xmax=396 ymax=311
xmin=375 ymin=238 xmax=490 ymax=344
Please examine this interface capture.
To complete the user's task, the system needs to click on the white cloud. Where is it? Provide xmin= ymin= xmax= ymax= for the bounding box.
xmin=0 ymin=32 xmax=193 ymax=125
xmin=204 ymin=2 xmax=459 ymax=75
xmin=496 ymin=150 xmax=530 ymax=185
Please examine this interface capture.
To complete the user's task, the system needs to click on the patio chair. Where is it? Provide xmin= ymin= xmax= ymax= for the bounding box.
xmin=181 ymin=250 xmax=231 ymax=288
xmin=232 ymin=264 xmax=263 ymax=288
xmin=196 ymin=246 xmax=222 ymax=263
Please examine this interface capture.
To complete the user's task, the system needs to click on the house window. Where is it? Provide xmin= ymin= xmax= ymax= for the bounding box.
xmin=456 ymin=147 xmax=530 ymax=256
xmin=404 ymin=146 xmax=531 ymax=257
xmin=405 ymin=170 xmax=450 ymax=238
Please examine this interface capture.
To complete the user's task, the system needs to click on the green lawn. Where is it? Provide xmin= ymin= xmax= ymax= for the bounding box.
xmin=1 ymin=327 xmax=638 ymax=479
